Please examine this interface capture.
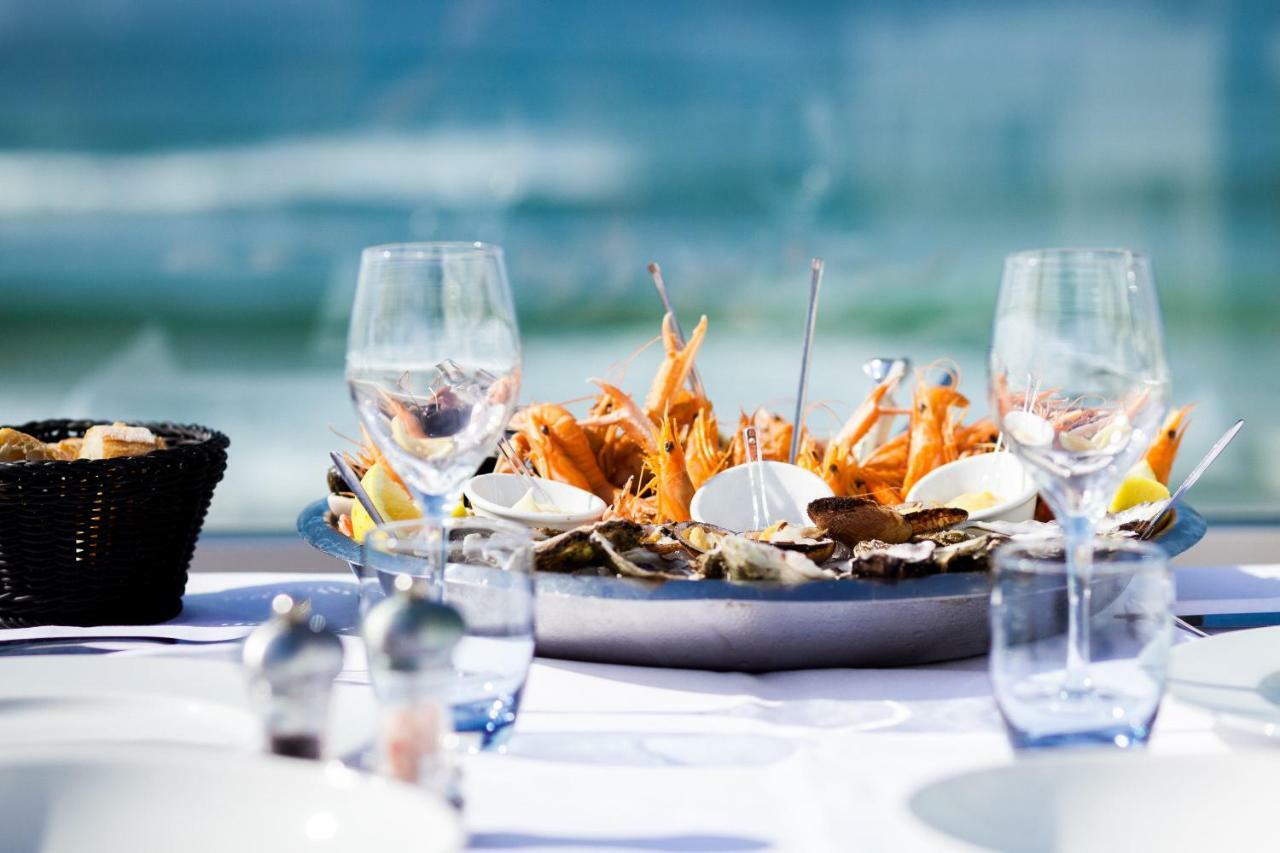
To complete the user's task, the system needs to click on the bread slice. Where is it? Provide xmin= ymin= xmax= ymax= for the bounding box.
xmin=79 ymin=423 xmax=164 ymax=460
xmin=45 ymin=437 xmax=84 ymax=461
xmin=0 ymin=428 xmax=57 ymax=462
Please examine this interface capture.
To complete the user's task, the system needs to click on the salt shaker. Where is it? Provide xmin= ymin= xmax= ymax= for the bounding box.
xmin=242 ymin=594 xmax=344 ymax=760
xmin=363 ymin=574 xmax=465 ymax=799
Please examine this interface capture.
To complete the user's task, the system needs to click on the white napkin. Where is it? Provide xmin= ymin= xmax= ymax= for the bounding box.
xmin=0 ymin=573 xmax=358 ymax=645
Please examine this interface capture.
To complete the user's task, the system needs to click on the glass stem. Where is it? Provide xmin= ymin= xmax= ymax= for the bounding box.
xmin=411 ymin=491 xmax=450 ymax=600
xmin=1061 ymin=513 xmax=1094 ymax=695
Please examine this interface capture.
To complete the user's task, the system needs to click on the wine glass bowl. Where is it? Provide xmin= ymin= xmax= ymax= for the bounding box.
xmin=990 ymin=249 xmax=1169 ymax=522
xmin=346 ymin=242 xmax=521 ymax=512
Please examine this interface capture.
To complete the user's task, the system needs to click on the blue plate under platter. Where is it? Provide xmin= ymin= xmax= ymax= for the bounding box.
xmin=298 ymin=498 xmax=1205 ymax=671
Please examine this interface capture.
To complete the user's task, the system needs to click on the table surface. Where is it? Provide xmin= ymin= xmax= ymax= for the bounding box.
xmin=5 ymin=568 xmax=1276 ymax=853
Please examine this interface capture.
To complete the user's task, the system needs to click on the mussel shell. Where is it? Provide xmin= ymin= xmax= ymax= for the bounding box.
xmin=897 ymin=504 xmax=969 ymax=535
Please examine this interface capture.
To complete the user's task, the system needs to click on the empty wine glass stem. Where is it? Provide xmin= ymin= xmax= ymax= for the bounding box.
xmin=407 ymin=492 xmax=451 ymax=593
xmin=1061 ymin=515 xmax=1095 ymax=695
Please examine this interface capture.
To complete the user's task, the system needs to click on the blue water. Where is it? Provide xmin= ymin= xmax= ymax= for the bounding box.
xmin=454 ymin=689 xmax=522 ymax=751
xmin=1 ymin=1 xmax=1277 ymax=524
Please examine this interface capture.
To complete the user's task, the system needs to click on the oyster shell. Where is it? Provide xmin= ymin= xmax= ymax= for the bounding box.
xmin=912 ymin=529 xmax=975 ymax=547
xmin=591 ymin=530 xmax=696 ymax=580
xmin=747 ymin=521 xmax=837 ymax=563
xmin=807 ymin=497 xmax=912 ymax=546
xmin=533 ymin=520 xmax=645 ymax=573
xmin=846 ymin=540 xmax=938 ymax=579
xmin=932 ymin=534 xmax=1003 ymax=573
xmin=669 ymin=521 xmax=734 ymax=555
xmin=700 ymin=536 xmax=832 ymax=584
xmin=642 ymin=525 xmax=688 ymax=555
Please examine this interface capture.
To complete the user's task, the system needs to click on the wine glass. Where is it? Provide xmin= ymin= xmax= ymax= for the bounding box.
xmin=988 ymin=249 xmax=1169 ymax=701
xmin=346 ymin=242 xmax=521 ymax=518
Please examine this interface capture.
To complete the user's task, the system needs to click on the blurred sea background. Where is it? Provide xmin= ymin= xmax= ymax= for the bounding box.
xmin=2 ymin=0 xmax=1277 ymax=528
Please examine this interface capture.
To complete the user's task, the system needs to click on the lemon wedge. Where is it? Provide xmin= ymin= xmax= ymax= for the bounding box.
xmin=1127 ymin=459 xmax=1158 ymax=482
xmin=351 ymin=462 xmax=421 ymax=543
xmin=1110 ymin=470 xmax=1170 ymax=514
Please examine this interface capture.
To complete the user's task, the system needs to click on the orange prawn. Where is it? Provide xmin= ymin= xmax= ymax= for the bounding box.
xmin=643 ymin=313 xmax=708 ymax=423
xmin=684 ymin=408 xmax=727 ymax=489
xmin=1145 ymin=404 xmax=1193 ymax=485
xmin=645 ymin=412 xmax=696 ymax=523
xmin=522 ymin=403 xmax=617 ymax=502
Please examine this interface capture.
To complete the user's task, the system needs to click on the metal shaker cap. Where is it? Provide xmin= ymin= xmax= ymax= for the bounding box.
xmin=242 ymin=594 xmax=344 ymax=695
xmin=363 ymin=575 xmax=466 ymax=673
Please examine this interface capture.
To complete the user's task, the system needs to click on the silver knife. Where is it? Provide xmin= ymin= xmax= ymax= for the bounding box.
xmin=1142 ymin=419 xmax=1244 ymax=540
xmin=329 ymin=451 xmax=385 ymax=525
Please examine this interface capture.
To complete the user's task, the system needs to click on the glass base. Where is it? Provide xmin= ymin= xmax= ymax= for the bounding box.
xmin=452 ymin=688 xmax=521 ymax=752
xmin=1006 ymin=724 xmax=1151 ymax=751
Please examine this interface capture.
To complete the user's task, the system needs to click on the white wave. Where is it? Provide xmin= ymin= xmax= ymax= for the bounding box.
xmin=0 ymin=130 xmax=635 ymax=215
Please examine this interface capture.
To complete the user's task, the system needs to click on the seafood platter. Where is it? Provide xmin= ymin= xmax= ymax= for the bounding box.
xmin=301 ymin=313 xmax=1204 ymax=670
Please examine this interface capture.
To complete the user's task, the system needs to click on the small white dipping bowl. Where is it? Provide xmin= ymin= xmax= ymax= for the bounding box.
xmin=904 ymin=452 xmax=1038 ymax=523
xmin=464 ymin=473 xmax=606 ymax=531
xmin=691 ymin=461 xmax=834 ymax=532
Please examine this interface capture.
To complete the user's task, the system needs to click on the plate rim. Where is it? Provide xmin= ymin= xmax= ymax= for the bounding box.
xmin=297 ymin=497 xmax=1206 ymax=604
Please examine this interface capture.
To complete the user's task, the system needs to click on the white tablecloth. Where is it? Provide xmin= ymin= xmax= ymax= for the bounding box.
xmin=6 ymin=571 xmax=1264 ymax=852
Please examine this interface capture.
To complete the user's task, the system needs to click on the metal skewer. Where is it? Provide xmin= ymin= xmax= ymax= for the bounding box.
xmin=743 ymin=426 xmax=770 ymax=530
xmin=329 ymin=451 xmax=384 ymax=525
xmin=497 ymin=436 xmax=555 ymax=505
xmin=788 ymin=258 xmax=824 ymax=465
xmin=647 ymin=262 xmax=706 ymax=400
xmin=1141 ymin=419 xmax=1244 ymax=541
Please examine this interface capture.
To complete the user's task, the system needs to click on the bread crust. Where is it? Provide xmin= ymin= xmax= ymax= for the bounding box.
xmin=79 ymin=423 xmax=164 ymax=460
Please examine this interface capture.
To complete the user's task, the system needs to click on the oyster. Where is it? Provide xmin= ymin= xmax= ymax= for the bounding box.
xmin=701 ymin=536 xmax=832 ymax=583
xmin=642 ymin=525 xmax=688 ymax=555
xmin=533 ymin=520 xmax=645 ymax=573
xmin=846 ymin=540 xmax=938 ymax=579
xmin=590 ymin=530 xmax=696 ymax=580
xmin=807 ymin=497 xmax=912 ymax=546
xmin=912 ymin=529 xmax=975 ymax=547
xmin=669 ymin=521 xmax=734 ymax=555
xmin=1100 ymin=501 xmax=1169 ymax=537
xmin=932 ymin=534 xmax=1003 ymax=573
xmin=748 ymin=521 xmax=837 ymax=563
xmin=970 ymin=519 xmax=1058 ymax=540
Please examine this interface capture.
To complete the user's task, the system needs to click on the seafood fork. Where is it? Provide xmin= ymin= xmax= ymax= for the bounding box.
xmin=498 ymin=436 xmax=556 ymax=506
xmin=743 ymin=426 xmax=770 ymax=529
xmin=788 ymin=258 xmax=824 ymax=465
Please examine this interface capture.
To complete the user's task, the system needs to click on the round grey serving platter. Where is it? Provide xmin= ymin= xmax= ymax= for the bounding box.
xmin=297 ymin=499 xmax=1205 ymax=672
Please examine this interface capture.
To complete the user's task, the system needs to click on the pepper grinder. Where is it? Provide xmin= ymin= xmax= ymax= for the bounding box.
xmin=242 ymin=594 xmax=345 ymax=760
xmin=363 ymin=574 xmax=466 ymax=801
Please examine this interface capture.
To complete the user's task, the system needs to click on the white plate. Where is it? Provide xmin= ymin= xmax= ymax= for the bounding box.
xmin=690 ymin=461 xmax=834 ymax=531
xmin=0 ymin=657 xmax=375 ymax=756
xmin=911 ymin=752 xmax=1280 ymax=851
xmin=0 ymin=744 xmax=461 ymax=853
xmin=905 ymin=452 xmax=1037 ymax=523
xmin=465 ymin=472 xmax=606 ymax=530
xmin=1169 ymin=625 xmax=1280 ymax=737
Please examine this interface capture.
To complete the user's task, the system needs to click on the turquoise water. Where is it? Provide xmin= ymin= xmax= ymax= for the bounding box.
xmin=1 ymin=2 xmax=1277 ymax=526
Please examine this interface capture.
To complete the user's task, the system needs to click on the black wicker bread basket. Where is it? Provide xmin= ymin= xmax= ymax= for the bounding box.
xmin=0 ymin=420 xmax=229 ymax=627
